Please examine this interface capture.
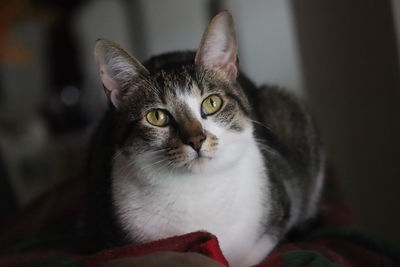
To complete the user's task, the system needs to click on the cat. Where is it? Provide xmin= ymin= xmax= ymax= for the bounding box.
xmin=84 ymin=11 xmax=324 ymax=267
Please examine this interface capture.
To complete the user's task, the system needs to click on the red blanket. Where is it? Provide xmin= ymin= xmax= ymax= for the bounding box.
xmin=0 ymin=175 xmax=398 ymax=267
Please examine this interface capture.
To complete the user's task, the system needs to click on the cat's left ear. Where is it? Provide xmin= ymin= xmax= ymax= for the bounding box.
xmin=94 ymin=39 xmax=149 ymax=110
xmin=195 ymin=11 xmax=238 ymax=82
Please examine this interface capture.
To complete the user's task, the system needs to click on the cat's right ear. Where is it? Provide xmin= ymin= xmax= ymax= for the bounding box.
xmin=195 ymin=11 xmax=238 ymax=82
xmin=94 ymin=39 xmax=149 ymax=110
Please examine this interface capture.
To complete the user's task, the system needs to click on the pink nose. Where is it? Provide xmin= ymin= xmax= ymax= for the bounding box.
xmin=187 ymin=134 xmax=206 ymax=152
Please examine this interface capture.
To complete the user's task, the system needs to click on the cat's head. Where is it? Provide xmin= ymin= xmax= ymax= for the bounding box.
xmin=95 ymin=11 xmax=255 ymax=176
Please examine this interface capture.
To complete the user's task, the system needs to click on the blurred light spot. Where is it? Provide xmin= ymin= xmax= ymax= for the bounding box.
xmin=61 ymin=86 xmax=80 ymax=106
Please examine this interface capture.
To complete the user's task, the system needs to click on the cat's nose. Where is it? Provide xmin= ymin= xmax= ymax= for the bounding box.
xmin=187 ymin=133 xmax=206 ymax=152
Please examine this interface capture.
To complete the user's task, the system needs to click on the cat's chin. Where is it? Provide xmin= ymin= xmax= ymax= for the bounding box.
xmin=185 ymin=155 xmax=212 ymax=173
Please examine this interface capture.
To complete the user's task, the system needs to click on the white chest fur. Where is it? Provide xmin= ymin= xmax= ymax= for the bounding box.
xmin=111 ymin=138 xmax=272 ymax=267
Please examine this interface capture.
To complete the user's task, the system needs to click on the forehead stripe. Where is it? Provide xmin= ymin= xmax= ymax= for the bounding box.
xmin=197 ymin=82 xmax=204 ymax=96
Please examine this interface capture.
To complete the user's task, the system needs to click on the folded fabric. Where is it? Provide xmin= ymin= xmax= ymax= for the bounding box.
xmin=0 ymin=176 xmax=399 ymax=267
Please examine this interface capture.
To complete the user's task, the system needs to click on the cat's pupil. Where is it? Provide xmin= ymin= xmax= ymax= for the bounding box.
xmin=210 ymin=98 xmax=216 ymax=107
xmin=155 ymin=111 xmax=160 ymax=120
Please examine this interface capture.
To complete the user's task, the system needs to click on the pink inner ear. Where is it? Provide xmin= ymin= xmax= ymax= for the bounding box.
xmin=224 ymin=62 xmax=238 ymax=79
xmin=197 ymin=26 xmax=238 ymax=80
xmin=100 ymin=66 xmax=119 ymax=93
xmin=208 ymin=50 xmax=237 ymax=79
xmin=100 ymin=66 xmax=124 ymax=109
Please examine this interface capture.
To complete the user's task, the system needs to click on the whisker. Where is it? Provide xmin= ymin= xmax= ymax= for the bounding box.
xmin=249 ymin=119 xmax=272 ymax=131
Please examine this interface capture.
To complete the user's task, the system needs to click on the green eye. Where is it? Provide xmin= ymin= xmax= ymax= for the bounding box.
xmin=146 ymin=109 xmax=169 ymax=126
xmin=202 ymin=95 xmax=223 ymax=116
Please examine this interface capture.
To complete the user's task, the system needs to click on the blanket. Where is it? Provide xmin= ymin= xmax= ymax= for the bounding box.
xmin=0 ymin=175 xmax=399 ymax=267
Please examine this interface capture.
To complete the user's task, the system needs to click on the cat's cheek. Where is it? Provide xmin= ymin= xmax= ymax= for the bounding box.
xmin=202 ymin=119 xmax=224 ymax=138
xmin=214 ymin=127 xmax=254 ymax=166
xmin=166 ymin=147 xmax=188 ymax=165
xmin=201 ymin=134 xmax=219 ymax=155
xmin=146 ymin=126 xmax=171 ymax=148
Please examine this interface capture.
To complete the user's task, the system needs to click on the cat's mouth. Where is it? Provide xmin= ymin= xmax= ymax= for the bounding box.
xmin=186 ymin=153 xmax=213 ymax=170
xmin=195 ymin=153 xmax=212 ymax=161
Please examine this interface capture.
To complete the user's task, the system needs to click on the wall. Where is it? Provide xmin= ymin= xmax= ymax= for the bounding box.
xmin=227 ymin=0 xmax=304 ymax=94
xmin=291 ymin=0 xmax=400 ymax=243
xmin=392 ymin=0 xmax=400 ymax=63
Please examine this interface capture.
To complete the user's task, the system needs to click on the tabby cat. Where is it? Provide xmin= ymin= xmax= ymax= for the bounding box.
xmin=85 ymin=11 xmax=324 ymax=267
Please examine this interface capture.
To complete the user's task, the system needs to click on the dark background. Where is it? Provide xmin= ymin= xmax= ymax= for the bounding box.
xmin=0 ymin=0 xmax=399 ymax=245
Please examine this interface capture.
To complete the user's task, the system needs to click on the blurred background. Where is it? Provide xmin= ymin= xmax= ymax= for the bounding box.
xmin=0 ymin=0 xmax=399 ymax=244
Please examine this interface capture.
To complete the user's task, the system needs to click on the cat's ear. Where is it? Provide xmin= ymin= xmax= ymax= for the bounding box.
xmin=195 ymin=11 xmax=238 ymax=81
xmin=94 ymin=39 xmax=149 ymax=110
